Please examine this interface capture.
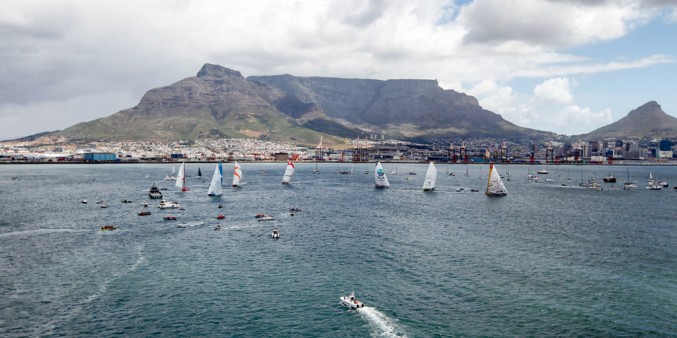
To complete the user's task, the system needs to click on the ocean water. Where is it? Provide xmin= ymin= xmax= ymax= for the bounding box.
xmin=0 ymin=163 xmax=675 ymax=337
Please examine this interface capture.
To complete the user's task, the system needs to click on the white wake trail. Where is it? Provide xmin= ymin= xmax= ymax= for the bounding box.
xmin=358 ymin=306 xmax=407 ymax=337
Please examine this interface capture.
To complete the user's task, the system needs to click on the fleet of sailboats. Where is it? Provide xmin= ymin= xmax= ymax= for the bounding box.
xmin=422 ymin=162 xmax=437 ymax=191
xmin=282 ymin=160 xmax=295 ymax=184
xmin=232 ymin=161 xmax=242 ymax=187
xmin=374 ymin=161 xmax=390 ymax=188
xmin=207 ymin=162 xmax=223 ymax=196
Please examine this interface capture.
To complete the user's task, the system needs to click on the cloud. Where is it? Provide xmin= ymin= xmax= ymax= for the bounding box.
xmin=533 ymin=78 xmax=574 ymax=105
xmin=0 ymin=0 xmax=675 ymax=139
xmin=471 ymin=78 xmax=613 ymax=135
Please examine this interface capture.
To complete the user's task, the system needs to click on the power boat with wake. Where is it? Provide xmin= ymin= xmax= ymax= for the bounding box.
xmin=339 ymin=292 xmax=365 ymax=309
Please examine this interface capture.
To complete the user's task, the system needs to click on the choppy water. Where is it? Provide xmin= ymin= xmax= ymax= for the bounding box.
xmin=0 ymin=163 xmax=675 ymax=337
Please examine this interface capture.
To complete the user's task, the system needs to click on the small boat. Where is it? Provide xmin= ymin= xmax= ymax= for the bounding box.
xmin=214 ymin=225 xmax=222 ymax=231
xmin=537 ymin=169 xmax=548 ymax=175
xmin=255 ymin=214 xmax=274 ymax=221
xmin=288 ymin=208 xmax=301 ymax=212
xmin=138 ymin=210 xmax=151 ymax=216
xmin=81 ymin=199 xmax=88 ymax=204
xmin=603 ymin=175 xmax=616 ymax=183
xmin=100 ymin=204 xmax=109 ymax=208
xmin=470 ymin=188 xmax=479 ymax=192
xmin=121 ymin=199 xmax=133 ymax=203
xmin=216 ymin=214 xmax=225 ymax=220
xmin=96 ymin=200 xmax=104 ymax=204
xmin=339 ymin=292 xmax=364 ymax=309
xmin=407 ymin=172 xmax=417 ymax=175
xmin=149 ymin=183 xmax=163 ymax=199
xmin=100 ymin=225 xmax=117 ymax=231
xmin=164 ymin=215 xmax=177 ymax=221
xmin=158 ymin=200 xmax=181 ymax=209
xmin=271 ymin=228 xmax=280 ymax=239
xmin=140 ymin=201 xmax=149 ymax=207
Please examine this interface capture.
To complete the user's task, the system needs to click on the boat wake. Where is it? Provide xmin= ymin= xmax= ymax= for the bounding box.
xmin=0 ymin=228 xmax=88 ymax=238
xmin=39 ymin=244 xmax=146 ymax=336
xmin=357 ymin=306 xmax=407 ymax=337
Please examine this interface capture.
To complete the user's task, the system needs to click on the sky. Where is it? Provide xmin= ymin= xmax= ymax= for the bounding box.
xmin=2 ymin=0 xmax=677 ymax=140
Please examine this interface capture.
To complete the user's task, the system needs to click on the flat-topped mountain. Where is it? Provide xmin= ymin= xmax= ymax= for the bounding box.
xmin=582 ymin=101 xmax=677 ymax=139
xmin=57 ymin=63 xmax=551 ymax=144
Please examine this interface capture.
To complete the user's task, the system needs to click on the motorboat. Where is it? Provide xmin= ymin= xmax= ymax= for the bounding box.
xmin=100 ymin=225 xmax=117 ymax=231
xmin=255 ymin=214 xmax=274 ymax=221
xmin=164 ymin=215 xmax=177 ymax=221
xmin=158 ymin=200 xmax=181 ymax=209
xmin=339 ymin=292 xmax=364 ymax=309
xmin=138 ymin=210 xmax=151 ymax=216
xmin=140 ymin=201 xmax=149 ymax=207
xmin=121 ymin=199 xmax=133 ymax=204
xmin=603 ymin=175 xmax=616 ymax=183
xmin=149 ymin=184 xmax=163 ymax=199
xmin=100 ymin=204 xmax=109 ymax=208
xmin=81 ymin=199 xmax=88 ymax=204
xmin=537 ymin=169 xmax=548 ymax=175
xmin=216 ymin=214 xmax=225 ymax=220
xmin=271 ymin=228 xmax=280 ymax=239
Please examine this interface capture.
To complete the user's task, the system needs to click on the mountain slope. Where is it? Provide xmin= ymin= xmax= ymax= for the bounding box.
xmin=582 ymin=101 xmax=677 ymax=139
xmin=57 ymin=63 xmax=553 ymax=143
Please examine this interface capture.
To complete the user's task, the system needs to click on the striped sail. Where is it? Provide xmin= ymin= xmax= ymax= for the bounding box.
xmin=232 ymin=161 xmax=242 ymax=187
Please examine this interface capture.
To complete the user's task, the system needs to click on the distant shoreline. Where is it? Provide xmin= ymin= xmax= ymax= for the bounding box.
xmin=1 ymin=160 xmax=676 ymax=166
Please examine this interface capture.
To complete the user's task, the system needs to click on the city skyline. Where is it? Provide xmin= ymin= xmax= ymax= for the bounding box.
xmin=2 ymin=0 xmax=677 ymax=140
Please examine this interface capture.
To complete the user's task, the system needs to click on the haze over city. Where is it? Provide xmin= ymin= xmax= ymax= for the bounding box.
xmin=2 ymin=0 xmax=677 ymax=140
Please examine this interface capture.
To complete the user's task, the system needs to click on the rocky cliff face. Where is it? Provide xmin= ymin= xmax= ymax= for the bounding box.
xmin=249 ymin=74 xmax=543 ymax=138
xmin=58 ymin=63 xmax=551 ymax=143
xmin=582 ymin=101 xmax=677 ymax=139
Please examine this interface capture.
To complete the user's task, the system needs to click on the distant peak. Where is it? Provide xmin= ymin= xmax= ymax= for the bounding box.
xmin=628 ymin=100 xmax=664 ymax=117
xmin=197 ymin=64 xmax=244 ymax=79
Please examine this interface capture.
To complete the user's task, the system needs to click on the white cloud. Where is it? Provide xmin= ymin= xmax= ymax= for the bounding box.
xmin=0 ymin=0 xmax=675 ymax=138
xmin=533 ymin=78 xmax=574 ymax=105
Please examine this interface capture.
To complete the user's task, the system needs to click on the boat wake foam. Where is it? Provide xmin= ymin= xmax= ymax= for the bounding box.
xmin=0 ymin=228 xmax=88 ymax=238
xmin=39 ymin=244 xmax=146 ymax=336
xmin=358 ymin=306 xmax=407 ymax=337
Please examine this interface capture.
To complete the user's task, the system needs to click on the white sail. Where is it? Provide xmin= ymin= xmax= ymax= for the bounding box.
xmin=422 ymin=162 xmax=437 ymax=191
xmin=207 ymin=162 xmax=223 ymax=196
xmin=282 ymin=160 xmax=294 ymax=184
xmin=232 ymin=161 xmax=242 ymax=187
xmin=486 ymin=163 xmax=507 ymax=196
xmin=175 ymin=162 xmax=189 ymax=191
xmin=374 ymin=161 xmax=390 ymax=188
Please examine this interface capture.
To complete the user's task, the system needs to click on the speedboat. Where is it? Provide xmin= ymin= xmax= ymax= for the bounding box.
xmin=255 ymin=214 xmax=274 ymax=221
xmin=339 ymin=292 xmax=364 ymax=309
xmin=158 ymin=200 xmax=181 ymax=209
xmin=271 ymin=228 xmax=280 ymax=239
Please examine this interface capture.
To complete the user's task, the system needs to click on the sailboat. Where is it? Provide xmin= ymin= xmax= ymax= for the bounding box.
xmin=164 ymin=165 xmax=176 ymax=181
xmin=389 ymin=165 xmax=397 ymax=175
xmin=422 ymin=162 xmax=437 ymax=191
xmin=197 ymin=167 xmax=202 ymax=180
xmin=485 ymin=163 xmax=507 ymax=196
xmin=314 ymin=136 xmax=322 ymax=174
xmin=282 ymin=160 xmax=295 ymax=184
xmin=374 ymin=161 xmax=390 ymax=188
xmin=623 ymin=167 xmax=636 ymax=190
xmin=175 ymin=162 xmax=189 ymax=191
xmin=232 ymin=161 xmax=243 ymax=187
xmin=207 ymin=162 xmax=223 ymax=196
xmin=647 ymin=172 xmax=661 ymax=190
